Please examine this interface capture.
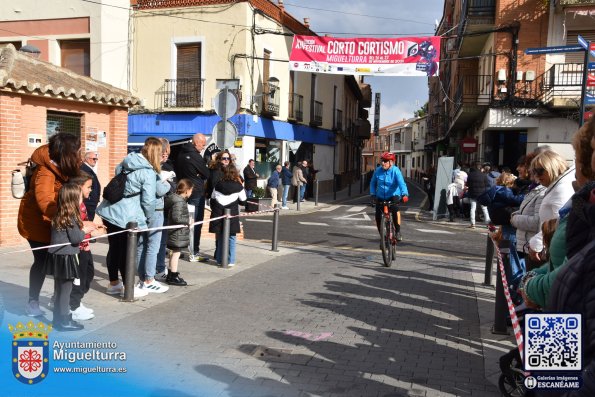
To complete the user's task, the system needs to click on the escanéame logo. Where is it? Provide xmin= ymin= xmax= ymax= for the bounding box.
xmin=9 ymin=321 xmax=52 ymax=385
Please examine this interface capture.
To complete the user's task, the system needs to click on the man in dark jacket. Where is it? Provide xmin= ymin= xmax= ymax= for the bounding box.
xmin=466 ymin=161 xmax=491 ymax=228
xmin=81 ymin=152 xmax=101 ymax=221
xmin=281 ymin=161 xmax=293 ymax=209
xmin=174 ymin=133 xmax=209 ymax=262
xmin=243 ymin=159 xmax=259 ymax=197
xmin=267 ymin=164 xmax=282 ymax=208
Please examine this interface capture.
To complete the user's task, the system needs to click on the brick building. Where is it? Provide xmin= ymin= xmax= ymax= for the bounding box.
xmin=0 ymin=44 xmax=137 ymax=246
xmin=427 ymin=0 xmax=594 ymax=168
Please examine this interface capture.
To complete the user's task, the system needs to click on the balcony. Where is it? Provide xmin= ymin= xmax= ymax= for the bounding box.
xmin=556 ymin=0 xmax=595 ymax=6
xmin=288 ymin=93 xmax=303 ymax=122
xmin=260 ymin=81 xmax=280 ymax=117
xmin=334 ymin=109 xmax=343 ymax=131
xmin=456 ymin=0 xmax=496 ymax=56
xmin=356 ymin=119 xmax=371 ymax=140
xmin=154 ymin=78 xmax=203 ymax=110
xmin=449 ymin=74 xmax=492 ymax=131
xmin=310 ymin=100 xmax=323 ymax=127
xmin=541 ymin=63 xmax=584 ymax=108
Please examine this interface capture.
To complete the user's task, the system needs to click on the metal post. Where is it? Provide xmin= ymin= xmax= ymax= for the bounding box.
xmin=492 ymin=240 xmax=510 ymax=335
xmin=483 ymin=234 xmax=495 ymax=286
xmin=314 ymin=180 xmax=319 ymax=206
xmin=348 ymin=180 xmax=352 ymax=197
xmin=360 ymin=174 xmax=363 ymax=194
xmin=579 ymin=40 xmax=591 ymax=127
xmin=221 ymin=209 xmax=231 ymax=268
xmin=296 ymin=184 xmax=301 ymax=211
xmin=123 ymin=221 xmax=138 ymax=302
xmin=271 ymin=204 xmax=280 ymax=252
xmin=333 ymin=175 xmax=337 ymax=201
xmin=187 ymin=204 xmax=195 ymax=259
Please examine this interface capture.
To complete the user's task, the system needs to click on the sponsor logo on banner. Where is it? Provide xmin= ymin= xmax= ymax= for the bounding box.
xmin=9 ymin=321 xmax=52 ymax=385
xmin=289 ymin=35 xmax=441 ymax=77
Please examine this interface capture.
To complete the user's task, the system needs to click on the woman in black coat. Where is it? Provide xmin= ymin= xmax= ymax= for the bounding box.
xmin=209 ymin=165 xmax=247 ymax=267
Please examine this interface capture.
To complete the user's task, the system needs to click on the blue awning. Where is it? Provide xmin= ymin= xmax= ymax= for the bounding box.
xmin=128 ymin=113 xmax=335 ymax=146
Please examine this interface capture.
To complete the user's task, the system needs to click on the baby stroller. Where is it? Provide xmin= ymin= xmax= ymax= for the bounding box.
xmin=498 ymin=309 xmax=535 ymax=397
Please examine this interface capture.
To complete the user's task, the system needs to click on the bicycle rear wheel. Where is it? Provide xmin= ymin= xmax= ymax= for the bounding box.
xmin=390 ymin=223 xmax=397 ymax=263
xmin=380 ymin=216 xmax=392 ymax=267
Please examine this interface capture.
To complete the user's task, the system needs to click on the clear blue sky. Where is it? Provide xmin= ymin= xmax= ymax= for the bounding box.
xmin=284 ymin=0 xmax=444 ymax=127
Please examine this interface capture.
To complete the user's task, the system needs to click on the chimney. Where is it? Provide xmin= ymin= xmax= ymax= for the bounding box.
xmin=303 ymin=17 xmax=310 ymax=29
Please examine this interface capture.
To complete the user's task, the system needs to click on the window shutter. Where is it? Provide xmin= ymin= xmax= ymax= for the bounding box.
xmin=176 ymin=44 xmax=201 ymax=79
xmin=566 ymin=31 xmax=595 ymax=63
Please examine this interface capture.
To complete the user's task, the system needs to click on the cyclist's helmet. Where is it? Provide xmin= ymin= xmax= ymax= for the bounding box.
xmin=380 ymin=152 xmax=395 ymax=162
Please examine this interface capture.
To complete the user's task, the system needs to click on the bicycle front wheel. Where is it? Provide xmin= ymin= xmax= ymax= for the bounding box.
xmin=380 ymin=216 xmax=392 ymax=267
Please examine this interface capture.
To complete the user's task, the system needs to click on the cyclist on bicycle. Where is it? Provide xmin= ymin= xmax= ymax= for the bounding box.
xmin=370 ymin=152 xmax=409 ymax=241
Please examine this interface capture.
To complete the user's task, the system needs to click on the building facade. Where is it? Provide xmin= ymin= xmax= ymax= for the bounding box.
xmin=0 ymin=45 xmax=136 ymax=246
xmin=427 ymin=0 xmax=594 ymax=169
xmin=129 ymin=0 xmax=371 ymax=193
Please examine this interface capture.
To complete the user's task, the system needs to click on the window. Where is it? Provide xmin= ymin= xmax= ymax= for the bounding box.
xmin=176 ymin=43 xmax=202 ymax=107
xmin=254 ymin=139 xmax=281 ymax=179
xmin=566 ymin=31 xmax=595 ymax=63
xmin=46 ymin=111 xmax=82 ymax=141
xmin=60 ymin=40 xmax=90 ymax=76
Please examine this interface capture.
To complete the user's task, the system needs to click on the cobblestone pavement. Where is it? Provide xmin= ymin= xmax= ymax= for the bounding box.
xmin=88 ymin=243 xmax=501 ymax=397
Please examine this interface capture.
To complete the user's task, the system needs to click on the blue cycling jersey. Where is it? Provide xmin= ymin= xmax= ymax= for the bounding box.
xmin=370 ymin=165 xmax=409 ymax=200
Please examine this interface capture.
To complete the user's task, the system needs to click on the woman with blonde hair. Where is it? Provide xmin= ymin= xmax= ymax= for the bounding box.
xmin=527 ymin=150 xmax=575 ymax=262
xmin=97 ymin=137 xmax=170 ymax=297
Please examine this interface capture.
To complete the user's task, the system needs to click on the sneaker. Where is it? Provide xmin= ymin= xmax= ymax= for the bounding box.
xmin=48 ymin=295 xmax=55 ymax=310
xmin=188 ymin=254 xmax=209 ymax=263
xmin=396 ymin=232 xmax=403 ymax=242
xmin=76 ymin=303 xmax=94 ymax=315
xmin=281 ymin=206 xmax=289 ymax=210
xmin=140 ymin=279 xmax=169 ymax=294
xmin=106 ymin=281 xmax=124 ymax=295
xmin=70 ymin=306 xmax=95 ymax=321
xmin=155 ymin=270 xmax=168 ymax=281
xmin=228 ymin=263 xmax=235 ymax=267
xmin=468 ymin=225 xmax=476 ymax=229
xmin=120 ymin=286 xmax=148 ymax=298
xmin=26 ymin=300 xmax=44 ymax=317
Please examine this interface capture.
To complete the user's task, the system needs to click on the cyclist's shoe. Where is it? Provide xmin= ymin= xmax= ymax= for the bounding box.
xmin=396 ymin=232 xmax=403 ymax=242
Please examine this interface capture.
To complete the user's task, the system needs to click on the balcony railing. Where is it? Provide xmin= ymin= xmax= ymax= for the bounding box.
xmin=541 ymin=63 xmax=584 ymax=106
xmin=310 ymin=100 xmax=323 ymax=127
xmin=453 ymin=75 xmax=493 ymax=116
xmin=556 ymin=0 xmax=595 ymax=6
xmin=288 ymin=93 xmax=303 ymax=122
xmin=334 ymin=109 xmax=343 ymax=131
xmin=260 ymin=81 xmax=280 ymax=117
xmin=154 ymin=78 xmax=203 ymax=109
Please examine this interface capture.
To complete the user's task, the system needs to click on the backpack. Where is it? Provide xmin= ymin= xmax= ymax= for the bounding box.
xmin=102 ymin=169 xmax=140 ymax=204
xmin=11 ymin=159 xmax=37 ymax=199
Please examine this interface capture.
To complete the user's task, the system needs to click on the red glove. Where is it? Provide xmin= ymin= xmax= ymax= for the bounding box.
xmin=402 ymin=196 xmax=409 ymax=203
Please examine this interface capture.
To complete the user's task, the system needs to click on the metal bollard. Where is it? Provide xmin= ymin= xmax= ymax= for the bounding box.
xmin=348 ymin=180 xmax=352 ymax=197
xmin=483 ymin=234 xmax=495 ymax=286
xmin=221 ymin=209 xmax=231 ymax=268
xmin=314 ymin=180 xmax=319 ymax=206
xmin=333 ymin=175 xmax=337 ymax=201
xmin=123 ymin=221 xmax=139 ymax=302
xmin=271 ymin=204 xmax=280 ymax=252
xmin=492 ymin=239 xmax=511 ymax=335
xmin=296 ymin=185 xmax=301 ymax=211
xmin=360 ymin=175 xmax=363 ymax=194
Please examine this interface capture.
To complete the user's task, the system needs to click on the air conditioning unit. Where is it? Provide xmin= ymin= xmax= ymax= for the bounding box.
xmin=497 ymin=69 xmax=507 ymax=83
xmin=525 ymin=70 xmax=535 ymax=82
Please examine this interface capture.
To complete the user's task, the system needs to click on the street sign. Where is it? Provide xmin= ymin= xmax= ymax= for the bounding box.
xmin=213 ymin=90 xmax=239 ymax=119
xmin=524 ymin=45 xmax=583 ymax=55
xmin=586 ymin=94 xmax=595 ymax=105
xmin=212 ymin=120 xmax=238 ymax=149
xmin=578 ymin=34 xmax=588 ymax=50
xmin=590 ymin=63 xmax=595 ymax=70
xmin=373 ymin=93 xmax=380 ymax=136
xmin=588 ymin=74 xmax=595 ymax=87
xmin=216 ymin=79 xmax=240 ymax=90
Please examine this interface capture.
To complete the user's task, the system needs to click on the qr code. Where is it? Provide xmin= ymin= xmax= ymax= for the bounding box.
xmin=525 ymin=313 xmax=581 ymax=371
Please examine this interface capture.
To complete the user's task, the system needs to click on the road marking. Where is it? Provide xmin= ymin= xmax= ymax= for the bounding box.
xmin=299 ymin=222 xmax=329 ymax=226
xmin=334 ymin=212 xmax=371 ymax=221
xmin=245 ymin=219 xmax=272 ymax=223
xmin=347 ymin=206 xmax=366 ymax=212
xmin=356 ymin=225 xmax=377 ymax=229
xmin=318 ymin=205 xmax=340 ymax=212
xmin=415 ymin=229 xmax=454 ymax=234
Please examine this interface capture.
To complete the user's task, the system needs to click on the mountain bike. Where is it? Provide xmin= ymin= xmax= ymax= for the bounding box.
xmin=377 ymin=197 xmax=400 ymax=267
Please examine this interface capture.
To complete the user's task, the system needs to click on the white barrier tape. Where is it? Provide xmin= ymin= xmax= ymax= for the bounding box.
xmin=2 ymin=210 xmax=267 ymax=256
xmin=489 ymin=233 xmax=524 ymax=363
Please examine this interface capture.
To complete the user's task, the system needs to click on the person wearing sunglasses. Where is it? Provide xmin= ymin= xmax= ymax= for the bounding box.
xmin=526 ymin=150 xmax=575 ymax=263
xmin=81 ymin=151 xmax=101 ymax=221
xmin=370 ymin=152 xmax=409 ymax=242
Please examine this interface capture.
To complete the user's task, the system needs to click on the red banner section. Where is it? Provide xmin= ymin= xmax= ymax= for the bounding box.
xmin=289 ymin=36 xmax=441 ymax=77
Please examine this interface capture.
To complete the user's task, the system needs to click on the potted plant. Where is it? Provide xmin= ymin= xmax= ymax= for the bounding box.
xmin=246 ymin=186 xmax=273 ymax=212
